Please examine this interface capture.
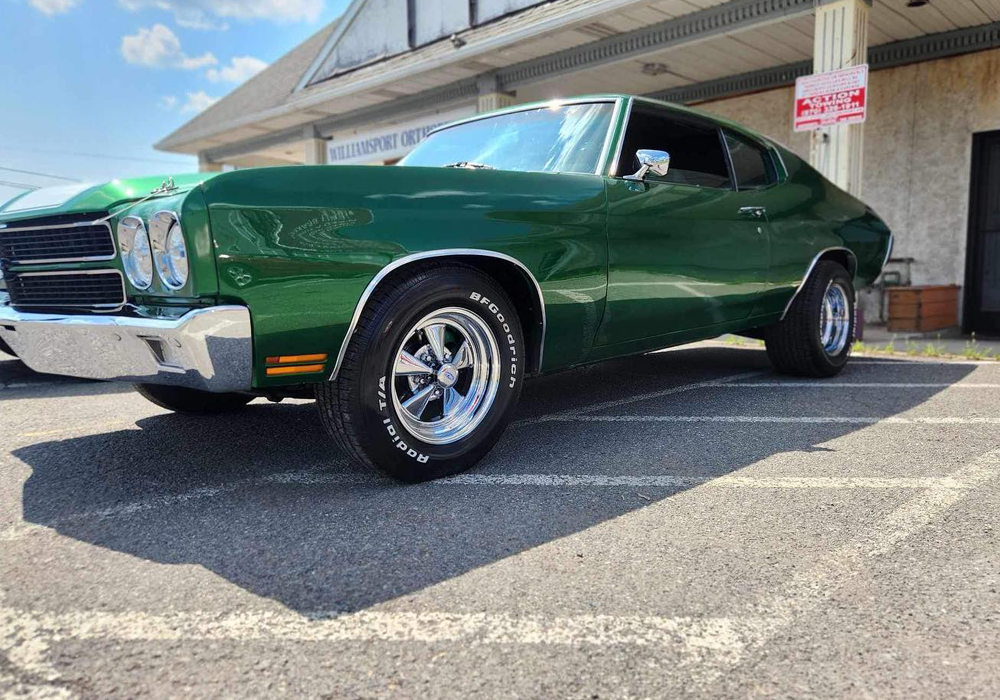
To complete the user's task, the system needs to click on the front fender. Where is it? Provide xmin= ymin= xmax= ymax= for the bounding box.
xmin=202 ymin=165 xmax=608 ymax=388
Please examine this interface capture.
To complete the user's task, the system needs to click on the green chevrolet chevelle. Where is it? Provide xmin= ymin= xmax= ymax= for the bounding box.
xmin=0 ymin=96 xmax=891 ymax=481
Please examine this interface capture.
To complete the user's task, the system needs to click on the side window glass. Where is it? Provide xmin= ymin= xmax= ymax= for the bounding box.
xmin=724 ymin=132 xmax=776 ymax=190
xmin=616 ymin=108 xmax=732 ymax=189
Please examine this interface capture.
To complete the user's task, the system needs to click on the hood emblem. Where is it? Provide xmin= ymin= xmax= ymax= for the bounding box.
xmin=151 ymin=177 xmax=178 ymax=195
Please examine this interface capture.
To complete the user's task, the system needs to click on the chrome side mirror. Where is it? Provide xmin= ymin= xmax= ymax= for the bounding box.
xmin=624 ymin=149 xmax=671 ymax=182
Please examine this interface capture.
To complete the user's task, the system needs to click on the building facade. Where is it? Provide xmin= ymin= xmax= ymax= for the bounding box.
xmin=157 ymin=0 xmax=1000 ymax=334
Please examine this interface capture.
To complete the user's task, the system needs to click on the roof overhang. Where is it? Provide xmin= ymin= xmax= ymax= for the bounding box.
xmin=158 ymin=0 xmax=1000 ymax=160
xmin=158 ymin=0 xmax=679 ymax=153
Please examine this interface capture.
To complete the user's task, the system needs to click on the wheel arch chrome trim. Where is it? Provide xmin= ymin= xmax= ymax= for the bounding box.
xmin=779 ymin=247 xmax=858 ymax=321
xmin=329 ymin=249 xmax=547 ymax=381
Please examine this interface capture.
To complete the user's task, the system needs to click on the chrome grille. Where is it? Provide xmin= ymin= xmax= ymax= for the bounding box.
xmin=6 ymin=270 xmax=126 ymax=310
xmin=0 ymin=213 xmax=115 ymax=265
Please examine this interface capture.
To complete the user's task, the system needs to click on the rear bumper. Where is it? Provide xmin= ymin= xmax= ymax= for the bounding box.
xmin=0 ymin=297 xmax=253 ymax=392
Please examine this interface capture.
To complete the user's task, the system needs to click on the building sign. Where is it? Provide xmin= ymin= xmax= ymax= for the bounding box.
xmin=794 ymin=64 xmax=868 ymax=132
xmin=326 ymin=107 xmax=475 ymax=165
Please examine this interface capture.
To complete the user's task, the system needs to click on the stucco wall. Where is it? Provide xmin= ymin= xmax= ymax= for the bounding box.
xmin=699 ymin=48 xmax=1000 ymax=301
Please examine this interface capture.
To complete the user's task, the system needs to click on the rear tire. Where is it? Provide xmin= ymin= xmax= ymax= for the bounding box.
xmin=134 ymin=384 xmax=253 ymax=414
xmin=316 ymin=263 xmax=524 ymax=482
xmin=764 ymin=261 xmax=855 ymax=377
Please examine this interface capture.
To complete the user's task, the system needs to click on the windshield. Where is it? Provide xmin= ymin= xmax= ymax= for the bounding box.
xmin=400 ymin=102 xmax=617 ymax=175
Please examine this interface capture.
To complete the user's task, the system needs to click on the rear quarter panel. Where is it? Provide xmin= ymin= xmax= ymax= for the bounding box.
xmin=756 ymin=143 xmax=891 ymax=317
xmin=201 ymin=165 xmax=608 ymax=388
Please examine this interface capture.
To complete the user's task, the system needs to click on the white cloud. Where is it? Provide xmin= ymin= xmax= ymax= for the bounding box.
xmin=120 ymin=24 xmax=217 ymax=70
xmin=173 ymin=9 xmax=229 ymax=30
xmin=181 ymin=91 xmax=220 ymax=113
xmin=29 ymin=0 xmax=81 ymax=15
xmin=205 ymin=55 xmax=268 ymax=83
xmin=118 ymin=0 xmax=323 ymax=27
xmin=159 ymin=95 xmax=178 ymax=110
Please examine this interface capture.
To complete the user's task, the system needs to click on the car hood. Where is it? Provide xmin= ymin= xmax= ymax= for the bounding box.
xmin=0 ymin=172 xmax=217 ymax=223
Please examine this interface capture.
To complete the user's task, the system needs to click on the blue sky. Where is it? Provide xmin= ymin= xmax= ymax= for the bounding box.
xmin=0 ymin=0 xmax=352 ymax=205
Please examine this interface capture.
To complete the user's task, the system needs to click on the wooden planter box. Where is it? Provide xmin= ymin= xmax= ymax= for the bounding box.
xmin=887 ymin=285 xmax=960 ymax=332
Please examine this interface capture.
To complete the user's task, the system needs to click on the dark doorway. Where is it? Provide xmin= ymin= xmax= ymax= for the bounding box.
xmin=965 ymin=131 xmax=1000 ymax=335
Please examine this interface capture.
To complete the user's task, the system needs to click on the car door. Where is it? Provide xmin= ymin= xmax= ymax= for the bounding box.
xmin=594 ymin=105 xmax=772 ymax=348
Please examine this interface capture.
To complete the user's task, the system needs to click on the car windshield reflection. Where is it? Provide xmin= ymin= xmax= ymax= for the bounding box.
xmin=400 ymin=101 xmax=616 ymax=175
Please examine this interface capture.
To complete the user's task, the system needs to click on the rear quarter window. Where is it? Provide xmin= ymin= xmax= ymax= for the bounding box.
xmin=724 ymin=132 xmax=777 ymax=190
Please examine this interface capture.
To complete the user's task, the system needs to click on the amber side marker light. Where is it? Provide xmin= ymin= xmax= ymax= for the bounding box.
xmin=266 ymin=354 xmax=328 ymax=365
xmin=266 ymin=364 xmax=326 ymax=376
xmin=265 ymin=353 xmax=328 ymax=376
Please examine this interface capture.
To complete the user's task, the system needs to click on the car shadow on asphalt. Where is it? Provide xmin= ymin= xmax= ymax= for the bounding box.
xmin=12 ymin=347 xmax=978 ymax=615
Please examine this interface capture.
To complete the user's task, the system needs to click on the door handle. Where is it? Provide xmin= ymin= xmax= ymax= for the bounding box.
xmin=738 ymin=206 xmax=766 ymax=219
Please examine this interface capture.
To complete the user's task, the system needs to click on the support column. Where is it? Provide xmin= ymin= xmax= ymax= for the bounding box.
xmin=477 ymin=74 xmax=516 ymax=114
xmin=810 ymin=0 xmax=870 ymax=197
xmin=303 ymin=125 xmax=327 ymax=165
xmin=197 ymin=153 xmax=222 ymax=173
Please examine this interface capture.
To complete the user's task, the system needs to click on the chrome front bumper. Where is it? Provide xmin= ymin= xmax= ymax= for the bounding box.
xmin=0 ymin=298 xmax=253 ymax=392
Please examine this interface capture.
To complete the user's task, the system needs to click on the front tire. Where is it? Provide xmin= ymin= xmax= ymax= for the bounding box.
xmin=764 ymin=261 xmax=855 ymax=377
xmin=134 ymin=384 xmax=253 ymax=414
xmin=316 ymin=264 xmax=524 ymax=482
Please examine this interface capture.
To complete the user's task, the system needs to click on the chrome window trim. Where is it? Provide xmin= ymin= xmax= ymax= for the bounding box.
xmin=424 ymin=97 xmax=620 ymax=138
xmin=329 ymin=249 xmax=546 ymax=381
xmin=414 ymin=97 xmax=623 ymax=177
xmin=10 ymin=269 xmax=127 ymax=311
xmin=760 ymin=137 xmax=790 ymax=181
xmin=719 ymin=127 xmax=739 ymax=191
xmin=880 ymin=232 xmax=894 ymax=275
xmin=770 ymin=146 xmax=789 ymax=181
xmin=779 ymin=247 xmax=858 ymax=321
xmin=606 ymin=96 xmax=634 ymax=178
xmin=721 ymin=130 xmax=782 ymax=192
xmin=0 ymin=219 xmax=117 ymax=265
xmin=609 ymin=99 xmax=738 ymax=189
xmin=595 ymin=97 xmax=627 ymax=176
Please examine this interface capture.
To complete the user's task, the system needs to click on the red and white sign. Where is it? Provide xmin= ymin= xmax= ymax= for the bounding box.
xmin=794 ymin=64 xmax=868 ymax=132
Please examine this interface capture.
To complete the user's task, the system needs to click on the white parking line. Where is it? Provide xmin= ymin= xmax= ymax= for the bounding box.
xmin=850 ymin=359 xmax=998 ymax=366
xmin=0 ymin=601 xmax=761 ymax=694
xmin=712 ymin=448 xmax=1000 ymax=681
xmin=550 ymin=415 xmax=1000 ymax=425
xmin=1 ymin=608 xmax=756 ymax=654
xmin=0 ymin=471 xmax=980 ymax=543
xmin=11 ymin=372 xmax=767 ymax=440
xmin=719 ymin=382 xmax=1000 ymax=389
xmin=0 ymin=468 xmax=352 ymax=542
xmin=16 ymin=421 xmax=138 ymax=439
xmin=520 ymin=370 xmax=768 ymax=425
xmin=438 ymin=474 xmax=970 ymax=489
xmin=2 ymin=451 xmax=997 ymax=693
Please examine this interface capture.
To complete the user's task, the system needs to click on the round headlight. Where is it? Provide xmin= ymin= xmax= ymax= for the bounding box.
xmin=164 ymin=223 xmax=189 ymax=289
xmin=117 ymin=216 xmax=153 ymax=290
xmin=149 ymin=211 xmax=188 ymax=290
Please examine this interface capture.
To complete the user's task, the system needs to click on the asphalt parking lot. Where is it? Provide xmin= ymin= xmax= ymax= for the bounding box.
xmin=2 ymin=344 xmax=999 ymax=699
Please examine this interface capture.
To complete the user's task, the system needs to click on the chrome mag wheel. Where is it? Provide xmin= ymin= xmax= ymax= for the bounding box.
xmin=390 ymin=307 xmax=501 ymax=445
xmin=820 ymin=281 xmax=851 ymax=356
